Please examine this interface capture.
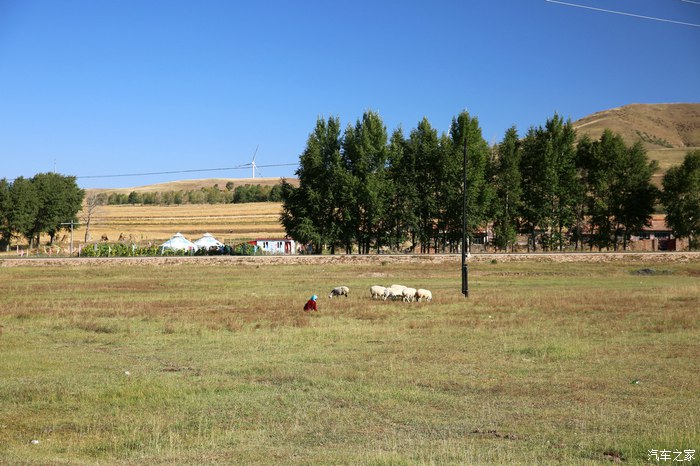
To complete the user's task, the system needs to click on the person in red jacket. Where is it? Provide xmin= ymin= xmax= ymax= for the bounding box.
xmin=303 ymin=295 xmax=318 ymax=312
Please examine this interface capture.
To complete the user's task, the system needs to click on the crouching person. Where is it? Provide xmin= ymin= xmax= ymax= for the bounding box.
xmin=303 ymin=295 xmax=318 ymax=312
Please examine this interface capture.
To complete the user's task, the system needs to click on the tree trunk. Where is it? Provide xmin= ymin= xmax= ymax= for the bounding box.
xmin=84 ymin=218 xmax=91 ymax=243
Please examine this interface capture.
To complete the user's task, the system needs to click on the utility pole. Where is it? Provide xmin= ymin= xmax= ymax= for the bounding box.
xmin=60 ymin=221 xmax=79 ymax=255
xmin=462 ymin=127 xmax=469 ymax=298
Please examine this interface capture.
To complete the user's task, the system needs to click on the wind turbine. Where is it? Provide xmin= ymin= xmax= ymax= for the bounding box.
xmin=248 ymin=145 xmax=263 ymax=178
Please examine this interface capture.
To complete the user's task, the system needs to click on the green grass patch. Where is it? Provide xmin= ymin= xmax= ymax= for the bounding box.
xmin=0 ymin=259 xmax=698 ymax=464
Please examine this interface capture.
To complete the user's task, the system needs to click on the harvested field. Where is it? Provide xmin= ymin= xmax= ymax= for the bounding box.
xmin=75 ymin=202 xmax=285 ymax=246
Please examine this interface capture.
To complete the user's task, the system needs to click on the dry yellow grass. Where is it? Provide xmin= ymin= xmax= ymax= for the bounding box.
xmin=648 ymin=148 xmax=694 ymax=186
xmin=75 ymin=202 xmax=286 ymax=246
xmin=573 ymin=103 xmax=700 ymax=184
xmin=573 ymin=103 xmax=700 ymax=150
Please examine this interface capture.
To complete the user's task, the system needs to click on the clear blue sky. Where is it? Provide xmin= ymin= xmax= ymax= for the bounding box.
xmin=1 ymin=0 xmax=698 ymax=189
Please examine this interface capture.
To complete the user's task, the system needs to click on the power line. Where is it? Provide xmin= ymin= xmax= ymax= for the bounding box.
xmin=545 ymin=0 xmax=700 ymax=28
xmin=6 ymin=163 xmax=298 ymax=183
xmin=77 ymin=163 xmax=298 ymax=180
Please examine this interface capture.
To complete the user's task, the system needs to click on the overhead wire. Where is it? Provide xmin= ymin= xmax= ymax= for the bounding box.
xmin=544 ymin=0 xmax=700 ymax=28
xmin=6 ymin=162 xmax=299 ymax=183
xmin=76 ymin=163 xmax=298 ymax=180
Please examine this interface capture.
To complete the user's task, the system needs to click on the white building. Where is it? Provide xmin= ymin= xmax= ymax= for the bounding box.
xmin=248 ymin=238 xmax=296 ymax=254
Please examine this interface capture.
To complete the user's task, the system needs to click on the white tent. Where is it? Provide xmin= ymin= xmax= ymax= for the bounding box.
xmin=193 ymin=233 xmax=224 ymax=250
xmin=159 ymin=233 xmax=197 ymax=252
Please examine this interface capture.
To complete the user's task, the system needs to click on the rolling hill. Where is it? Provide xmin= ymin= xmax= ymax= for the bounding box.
xmin=573 ymin=103 xmax=700 ymax=149
xmin=573 ymin=103 xmax=700 ymax=183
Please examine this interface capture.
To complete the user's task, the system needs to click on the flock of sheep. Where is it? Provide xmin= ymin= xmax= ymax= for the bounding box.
xmin=328 ymin=285 xmax=432 ymax=302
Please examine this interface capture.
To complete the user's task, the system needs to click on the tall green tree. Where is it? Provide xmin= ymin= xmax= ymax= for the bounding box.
xmin=520 ymin=114 xmax=578 ymax=250
xmin=7 ymin=177 xmax=40 ymax=247
xmin=405 ymin=118 xmax=440 ymax=253
xmin=341 ymin=111 xmax=390 ymax=254
xmin=611 ymin=141 xmax=658 ymax=250
xmin=572 ymin=135 xmax=594 ymax=250
xmin=579 ymin=131 xmax=658 ymax=250
xmin=280 ymin=116 xmax=344 ymax=253
xmin=492 ymin=126 xmax=523 ymax=251
xmin=0 ymin=179 xmax=11 ymax=249
xmin=279 ymin=179 xmax=319 ymax=250
xmin=434 ymin=132 xmax=460 ymax=252
xmin=386 ymin=127 xmax=417 ymax=251
xmin=661 ymin=150 xmax=700 ymax=249
xmin=30 ymin=173 xmax=84 ymax=246
xmin=447 ymin=111 xmax=493 ymax=253
xmin=578 ymin=130 xmax=621 ymax=250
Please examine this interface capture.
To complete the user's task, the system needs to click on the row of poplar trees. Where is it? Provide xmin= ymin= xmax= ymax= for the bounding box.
xmin=280 ymin=110 xmax=666 ymax=253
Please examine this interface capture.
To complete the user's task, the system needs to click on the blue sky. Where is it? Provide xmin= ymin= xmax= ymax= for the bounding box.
xmin=1 ymin=0 xmax=698 ymax=189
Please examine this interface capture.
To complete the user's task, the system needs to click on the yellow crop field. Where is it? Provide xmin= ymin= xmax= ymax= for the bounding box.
xmin=76 ymin=202 xmax=286 ymax=246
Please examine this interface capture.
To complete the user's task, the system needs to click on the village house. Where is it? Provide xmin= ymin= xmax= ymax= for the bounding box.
xmin=248 ymin=238 xmax=296 ymax=254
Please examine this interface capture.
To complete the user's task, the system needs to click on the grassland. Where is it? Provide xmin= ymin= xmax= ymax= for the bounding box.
xmin=573 ymin=103 xmax=700 ymax=187
xmin=1 ymin=256 xmax=698 ymax=465
xmin=648 ymin=148 xmax=696 ymax=186
xmin=573 ymin=103 xmax=700 ymax=150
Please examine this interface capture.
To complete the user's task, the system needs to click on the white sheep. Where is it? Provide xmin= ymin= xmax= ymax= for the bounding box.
xmin=328 ymin=286 xmax=350 ymax=298
xmin=384 ymin=285 xmax=409 ymax=301
xmin=415 ymin=289 xmax=432 ymax=302
xmin=370 ymin=285 xmax=386 ymax=300
xmin=383 ymin=288 xmax=401 ymax=301
xmin=402 ymin=287 xmax=417 ymax=302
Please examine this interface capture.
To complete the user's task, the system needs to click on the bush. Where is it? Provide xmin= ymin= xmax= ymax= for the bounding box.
xmin=231 ymin=243 xmax=260 ymax=255
xmin=80 ymin=243 xmax=162 ymax=257
xmin=15 ymin=240 xmax=279 ymax=258
xmin=79 ymin=242 xmax=266 ymax=257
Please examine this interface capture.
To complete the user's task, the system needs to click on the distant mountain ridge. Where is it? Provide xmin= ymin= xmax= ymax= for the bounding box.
xmin=86 ymin=177 xmax=297 ymax=196
xmin=573 ymin=103 xmax=700 ymax=149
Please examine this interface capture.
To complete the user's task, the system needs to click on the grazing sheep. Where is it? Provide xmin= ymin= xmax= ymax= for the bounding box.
xmin=415 ymin=289 xmax=432 ymax=302
xmin=328 ymin=286 xmax=350 ymax=298
xmin=389 ymin=284 xmax=407 ymax=291
xmin=402 ymin=287 xmax=417 ymax=302
xmin=370 ymin=285 xmax=386 ymax=300
xmin=383 ymin=288 xmax=401 ymax=301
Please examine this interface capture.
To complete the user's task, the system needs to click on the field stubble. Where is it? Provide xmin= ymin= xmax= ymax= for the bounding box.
xmin=0 ymin=258 xmax=698 ymax=465
xmin=16 ymin=202 xmax=287 ymax=250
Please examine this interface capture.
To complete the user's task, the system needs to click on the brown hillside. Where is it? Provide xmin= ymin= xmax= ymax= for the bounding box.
xmin=574 ymin=103 xmax=700 ymax=185
xmin=87 ymin=177 xmax=298 ymax=196
xmin=573 ymin=103 xmax=700 ymax=149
